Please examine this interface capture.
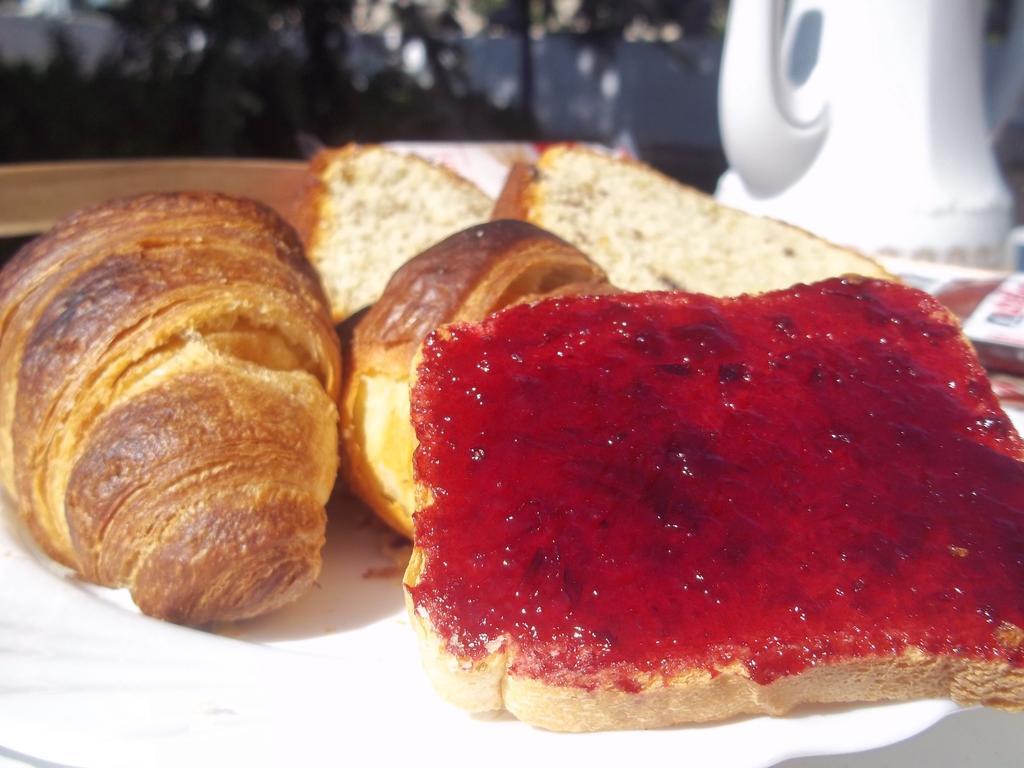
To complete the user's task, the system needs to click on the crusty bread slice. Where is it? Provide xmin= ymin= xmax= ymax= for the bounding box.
xmin=295 ymin=145 xmax=493 ymax=321
xmin=405 ymin=277 xmax=1024 ymax=731
xmin=493 ymin=145 xmax=893 ymax=296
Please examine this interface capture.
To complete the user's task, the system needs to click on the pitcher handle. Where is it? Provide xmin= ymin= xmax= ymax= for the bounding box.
xmin=718 ymin=0 xmax=830 ymax=197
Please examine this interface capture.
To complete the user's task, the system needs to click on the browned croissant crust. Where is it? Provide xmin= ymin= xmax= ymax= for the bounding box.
xmin=0 ymin=192 xmax=342 ymax=624
xmin=340 ymin=220 xmax=614 ymax=536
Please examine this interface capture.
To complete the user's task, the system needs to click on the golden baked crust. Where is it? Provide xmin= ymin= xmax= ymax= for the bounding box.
xmin=490 ymin=161 xmax=537 ymax=220
xmin=291 ymin=145 xmax=366 ymax=253
xmin=340 ymin=220 xmax=613 ymax=536
xmin=0 ymin=192 xmax=341 ymax=624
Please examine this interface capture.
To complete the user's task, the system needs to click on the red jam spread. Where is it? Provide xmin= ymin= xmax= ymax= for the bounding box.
xmin=409 ymin=278 xmax=1024 ymax=688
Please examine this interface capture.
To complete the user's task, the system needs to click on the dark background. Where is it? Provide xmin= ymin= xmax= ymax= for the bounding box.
xmin=0 ymin=0 xmax=1020 ymax=223
xmin=0 ymin=1 xmax=726 ymax=162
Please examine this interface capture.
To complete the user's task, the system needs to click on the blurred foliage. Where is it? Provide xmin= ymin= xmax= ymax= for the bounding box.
xmin=987 ymin=0 xmax=1016 ymax=41
xmin=539 ymin=0 xmax=715 ymax=37
xmin=0 ymin=0 xmax=720 ymax=161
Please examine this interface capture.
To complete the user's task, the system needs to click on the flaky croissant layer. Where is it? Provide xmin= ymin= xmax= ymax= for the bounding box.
xmin=0 ymin=192 xmax=342 ymax=624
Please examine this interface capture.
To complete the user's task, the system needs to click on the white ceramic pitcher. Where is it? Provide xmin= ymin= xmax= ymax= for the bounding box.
xmin=715 ymin=0 xmax=1024 ymax=268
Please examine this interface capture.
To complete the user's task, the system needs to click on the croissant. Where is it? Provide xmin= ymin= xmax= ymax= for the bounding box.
xmin=340 ymin=220 xmax=613 ymax=536
xmin=0 ymin=192 xmax=342 ymax=624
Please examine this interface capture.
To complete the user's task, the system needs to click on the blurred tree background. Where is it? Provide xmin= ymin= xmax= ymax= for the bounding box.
xmin=0 ymin=0 xmax=726 ymax=162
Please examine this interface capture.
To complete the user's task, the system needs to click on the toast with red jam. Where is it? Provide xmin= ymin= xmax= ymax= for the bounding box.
xmin=405 ymin=277 xmax=1024 ymax=731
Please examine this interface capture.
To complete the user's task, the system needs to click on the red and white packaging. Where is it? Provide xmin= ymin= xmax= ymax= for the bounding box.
xmin=960 ymin=273 xmax=1024 ymax=377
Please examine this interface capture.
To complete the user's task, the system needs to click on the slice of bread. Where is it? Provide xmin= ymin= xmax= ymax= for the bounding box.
xmin=406 ymin=277 xmax=1024 ymax=731
xmin=295 ymin=145 xmax=494 ymax=321
xmin=493 ymin=145 xmax=893 ymax=296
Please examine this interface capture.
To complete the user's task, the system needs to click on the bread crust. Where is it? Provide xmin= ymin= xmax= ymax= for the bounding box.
xmin=290 ymin=148 xmax=335 ymax=251
xmin=405 ymin=545 xmax=1024 ymax=731
xmin=0 ymin=192 xmax=341 ymax=623
xmin=490 ymin=162 xmax=537 ymax=220
xmin=340 ymin=220 xmax=614 ymax=536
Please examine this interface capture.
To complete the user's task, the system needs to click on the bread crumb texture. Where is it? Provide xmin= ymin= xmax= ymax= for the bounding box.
xmin=531 ymin=146 xmax=891 ymax=296
xmin=309 ymin=147 xmax=492 ymax=318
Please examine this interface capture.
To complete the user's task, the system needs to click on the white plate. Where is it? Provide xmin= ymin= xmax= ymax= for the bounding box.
xmin=0 ymin=490 xmax=965 ymax=768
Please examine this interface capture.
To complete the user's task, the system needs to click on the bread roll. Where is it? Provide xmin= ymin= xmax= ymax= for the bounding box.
xmin=340 ymin=220 xmax=613 ymax=536
xmin=0 ymin=192 xmax=341 ymax=624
